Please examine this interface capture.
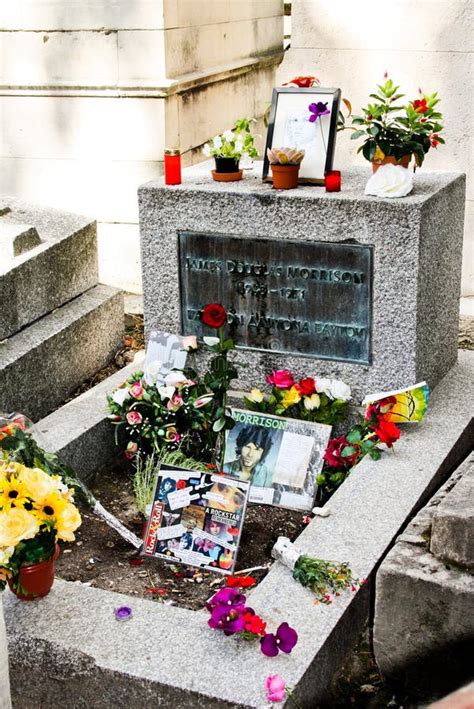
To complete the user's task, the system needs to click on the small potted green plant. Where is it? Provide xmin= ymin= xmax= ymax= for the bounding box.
xmin=266 ymin=147 xmax=305 ymax=189
xmin=350 ymin=75 xmax=444 ymax=171
xmin=203 ymin=117 xmax=259 ymax=182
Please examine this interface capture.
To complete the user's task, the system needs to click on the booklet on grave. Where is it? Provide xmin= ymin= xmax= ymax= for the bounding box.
xmin=362 ymin=381 xmax=430 ymax=423
xmin=143 ymin=330 xmax=190 ymax=387
xmin=223 ymin=408 xmax=332 ymax=511
xmin=142 ymin=465 xmax=250 ymax=574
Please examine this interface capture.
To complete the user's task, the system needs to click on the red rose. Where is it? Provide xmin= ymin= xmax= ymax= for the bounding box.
xmin=201 ymin=303 xmax=227 ymax=329
xmin=296 ymin=377 xmax=316 ymax=396
xmin=374 ymin=418 xmax=400 ymax=448
xmin=324 ymin=435 xmax=360 ymax=468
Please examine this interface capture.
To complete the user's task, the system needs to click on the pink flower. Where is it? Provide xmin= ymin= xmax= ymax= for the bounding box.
xmin=266 ymin=370 xmax=295 ymax=389
xmin=167 ymin=394 xmax=183 ymax=412
xmin=124 ymin=441 xmax=138 ymax=460
xmin=126 ymin=411 xmax=142 ymax=426
xmin=266 ymin=675 xmax=286 ymax=702
xmin=181 ymin=335 xmax=198 ymax=351
xmin=193 ymin=395 xmax=214 ymax=408
xmin=129 ymin=382 xmax=144 ymax=399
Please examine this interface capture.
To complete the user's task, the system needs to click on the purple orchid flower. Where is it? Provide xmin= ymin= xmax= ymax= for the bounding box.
xmin=260 ymin=622 xmax=298 ymax=657
xmin=206 ymin=587 xmax=247 ymax=612
xmin=208 ymin=604 xmax=246 ymax=635
xmin=308 ymin=101 xmax=330 ymax=123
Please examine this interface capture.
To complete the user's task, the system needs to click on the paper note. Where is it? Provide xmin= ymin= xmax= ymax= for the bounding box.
xmin=272 ymin=432 xmax=314 ymax=488
xmin=167 ymin=487 xmax=200 ymax=511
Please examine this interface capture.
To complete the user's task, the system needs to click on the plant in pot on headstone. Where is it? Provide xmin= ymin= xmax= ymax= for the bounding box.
xmin=203 ymin=117 xmax=259 ymax=182
xmin=266 ymin=147 xmax=305 ymax=189
xmin=0 ymin=459 xmax=81 ymax=600
xmin=349 ymin=74 xmax=444 ymax=172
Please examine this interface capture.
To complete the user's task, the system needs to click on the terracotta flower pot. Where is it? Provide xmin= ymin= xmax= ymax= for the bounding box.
xmin=8 ymin=545 xmax=59 ymax=601
xmin=212 ymin=156 xmax=242 ymax=182
xmin=270 ymin=163 xmax=300 ymax=189
xmin=372 ymin=154 xmax=411 ymax=173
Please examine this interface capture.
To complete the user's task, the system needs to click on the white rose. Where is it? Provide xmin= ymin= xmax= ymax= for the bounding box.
xmin=304 ymin=393 xmax=320 ymax=410
xmin=329 ymin=379 xmax=352 ymax=401
xmin=143 ymin=359 xmax=162 ymax=386
xmin=112 ymin=387 xmax=130 ymax=406
xmin=247 ymin=388 xmax=264 ymax=403
xmin=223 ymin=129 xmax=235 ymax=142
xmin=365 ymin=164 xmax=414 ymax=199
xmin=203 ymin=336 xmax=219 ymax=346
xmin=158 ymin=385 xmax=176 ymax=400
xmin=314 ymin=378 xmax=332 ymax=397
xmin=212 ymin=136 xmax=223 ymax=149
xmin=202 ymin=143 xmax=211 ymax=157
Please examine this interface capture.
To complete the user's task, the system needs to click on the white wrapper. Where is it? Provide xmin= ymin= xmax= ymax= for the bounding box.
xmin=271 ymin=536 xmax=301 ymax=571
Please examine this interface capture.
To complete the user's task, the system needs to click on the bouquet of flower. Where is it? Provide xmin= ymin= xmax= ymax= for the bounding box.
xmin=0 ymin=459 xmax=81 ymax=593
xmin=244 ymin=370 xmax=352 ymax=426
xmin=202 ymin=117 xmax=259 ymax=160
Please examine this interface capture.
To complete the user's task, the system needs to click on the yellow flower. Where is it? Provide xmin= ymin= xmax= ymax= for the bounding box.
xmin=281 ymin=386 xmax=301 ymax=409
xmin=18 ymin=466 xmax=58 ymax=501
xmin=0 ymin=508 xmax=39 ymax=547
xmin=0 ymin=545 xmax=14 ymax=565
xmin=33 ymin=492 xmax=67 ymax=524
xmin=0 ymin=476 xmax=31 ymax=511
xmin=0 ymin=461 xmax=25 ymax=478
xmin=304 ymin=393 xmax=321 ymax=411
xmin=0 ymin=568 xmax=11 ymax=583
xmin=247 ymin=388 xmax=264 ymax=403
xmin=55 ymin=502 xmax=81 ymax=542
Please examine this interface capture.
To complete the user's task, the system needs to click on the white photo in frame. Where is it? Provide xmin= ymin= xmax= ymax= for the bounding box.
xmin=263 ymin=87 xmax=341 ymax=184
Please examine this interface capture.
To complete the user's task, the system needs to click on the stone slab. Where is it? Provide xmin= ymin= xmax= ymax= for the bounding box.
xmin=37 ymin=351 xmax=145 ymax=482
xmin=0 ymin=197 xmax=98 ymax=340
xmin=139 ymin=162 xmax=466 ymax=396
xmin=0 ymin=222 xmax=41 ymax=259
xmin=430 ymin=453 xmax=474 ymax=569
xmin=0 ymin=284 xmax=124 ymax=422
xmin=4 ymin=350 xmax=474 ymax=708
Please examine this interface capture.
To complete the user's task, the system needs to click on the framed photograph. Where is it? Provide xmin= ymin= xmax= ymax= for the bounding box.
xmin=142 ymin=465 xmax=250 ymax=575
xmin=263 ymin=87 xmax=341 ymax=185
xmin=223 ymin=409 xmax=332 ymax=511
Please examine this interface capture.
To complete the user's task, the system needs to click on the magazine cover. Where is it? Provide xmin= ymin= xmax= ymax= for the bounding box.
xmin=142 ymin=465 xmax=250 ymax=574
xmin=362 ymin=381 xmax=430 ymax=423
xmin=223 ymin=409 xmax=332 ymax=511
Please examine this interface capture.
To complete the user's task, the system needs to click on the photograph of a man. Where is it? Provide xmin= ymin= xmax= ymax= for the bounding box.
xmin=223 ymin=424 xmax=281 ymax=487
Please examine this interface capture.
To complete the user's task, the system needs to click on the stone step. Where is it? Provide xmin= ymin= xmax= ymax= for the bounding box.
xmin=0 ymin=222 xmax=41 ymax=258
xmin=0 ymin=284 xmax=123 ymax=421
xmin=0 ymin=196 xmax=98 ymax=340
xmin=430 ymin=453 xmax=474 ymax=569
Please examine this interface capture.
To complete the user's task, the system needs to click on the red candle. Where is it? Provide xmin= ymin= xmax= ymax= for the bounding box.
xmin=325 ymin=170 xmax=341 ymax=192
xmin=164 ymin=149 xmax=181 ymax=185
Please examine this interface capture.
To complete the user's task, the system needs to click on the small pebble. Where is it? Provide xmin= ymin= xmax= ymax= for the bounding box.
xmin=312 ymin=507 xmax=331 ymax=517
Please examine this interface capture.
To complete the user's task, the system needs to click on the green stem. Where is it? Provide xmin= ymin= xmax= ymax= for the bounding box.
xmin=286 ymin=688 xmax=304 ymax=709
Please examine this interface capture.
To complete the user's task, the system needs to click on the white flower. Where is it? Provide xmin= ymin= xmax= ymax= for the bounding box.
xmin=158 ymin=385 xmax=176 ymax=400
xmin=0 ymin=546 xmax=14 ymax=566
xmin=212 ymin=135 xmax=223 ymax=149
xmin=112 ymin=387 xmax=130 ymax=406
xmin=165 ymin=371 xmax=189 ymax=387
xmin=314 ymin=378 xmax=332 ymax=397
xmin=203 ymin=336 xmax=219 ymax=346
xmin=234 ymin=139 xmax=244 ymax=153
xmin=329 ymin=379 xmax=352 ymax=401
xmin=247 ymin=388 xmax=264 ymax=403
xmin=143 ymin=359 xmax=162 ymax=386
xmin=181 ymin=335 xmax=198 ymax=351
xmin=223 ymin=129 xmax=235 ymax=142
xmin=365 ymin=164 xmax=414 ymax=199
xmin=202 ymin=143 xmax=211 ymax=157
xmin=304 ymin=393 xmax=320 ymax=410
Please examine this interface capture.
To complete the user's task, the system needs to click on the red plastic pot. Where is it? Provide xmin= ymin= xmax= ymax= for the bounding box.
xmin=8 ymin=545 xmax=60 ymax=601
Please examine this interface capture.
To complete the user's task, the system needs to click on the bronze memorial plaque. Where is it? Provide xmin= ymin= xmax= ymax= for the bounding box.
xmin=178 ymin=232 xmax=373 ymax=364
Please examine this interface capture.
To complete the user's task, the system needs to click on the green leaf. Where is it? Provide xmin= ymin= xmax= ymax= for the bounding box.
xmin=346 ymin=429 xmax=361 ymax=443
xmin=350 ymin=130 xmax=365 ymax=140
xmin=212 ymin=418 xmax=226 ymax=432
xmin=341 ymin=445 xmax=357 ymax=457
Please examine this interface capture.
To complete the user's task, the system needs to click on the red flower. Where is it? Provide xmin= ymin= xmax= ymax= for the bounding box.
xmin=201 ymin=303 xmax=227 ymax=329
xmin=413 ymin=98 xmax=428 ymax=114
xmin=296 ymin=377 xmax=316 ymax=396
xmin=226 ymin=576 xmax=257 ymax=588
xmin=374 ymin=418 xmax=400 ymax=448
xmin=284 ymin=75 xmax=319 ymax=88
xmin=324 ymin=435 xmax=360 ymax=468
xmin=243 ymin=610 xmax=267 ymax=636
xmin=176 ymin=480 xmax=187 ymax=490
xmin=266 ymin=370 xmax=295 ymax=389
xmin=430 ymin=134 xmax=440 ymax=148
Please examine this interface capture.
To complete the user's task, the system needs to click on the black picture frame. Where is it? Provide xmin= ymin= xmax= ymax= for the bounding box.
xmin=263 ymin=86 xmax=341 ymax=185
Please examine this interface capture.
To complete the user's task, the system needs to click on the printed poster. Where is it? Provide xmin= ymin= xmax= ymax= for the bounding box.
xmin=223 ymin=409 xmax=331 ymax=511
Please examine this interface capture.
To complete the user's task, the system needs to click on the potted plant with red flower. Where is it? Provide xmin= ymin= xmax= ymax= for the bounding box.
xmin=349 ymin=74 xmax=444 ymax=170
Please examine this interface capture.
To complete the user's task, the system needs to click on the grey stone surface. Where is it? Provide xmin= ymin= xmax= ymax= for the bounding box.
xmin=373 ymin=450 xmax=474 ymax=695
xmin=0 ymin=222 xmax=41 ymax=259
xmin=139 ymin=163 xmax=466 ymax=396
xmin=37 ymin=351 xmax=145 ymax=482
xmin=430 ymin=453 xmax=474 ymax=569
xmin=0 ymin=284 xmax=124 ymax=422
xmin=4 ymin=350 xmax=474 ymax=708
xmin=0 ymin=197 xmax=98 ymax=340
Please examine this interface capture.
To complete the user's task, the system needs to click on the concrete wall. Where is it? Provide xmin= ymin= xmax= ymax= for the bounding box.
xmin=278 ymin=0 xmax=473 ymax=296
xmin=0 ymin=0 xmax=284 ymax=293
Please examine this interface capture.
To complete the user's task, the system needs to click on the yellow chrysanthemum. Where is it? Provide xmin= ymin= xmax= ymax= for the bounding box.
xmin=281 ymin=385 xmax=301 ymax=409
xmin=55 ymin=502 xmax=81 ymax=542
xmin=0 ymin=508 xmax=39 ymax=547
xmin=18 ymin=466 xmax=58 ymax=501
xmin=33 ymin=492 xmax=67 ymax=524
xmin=0 ymin=476 xmax=31 ymax=511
